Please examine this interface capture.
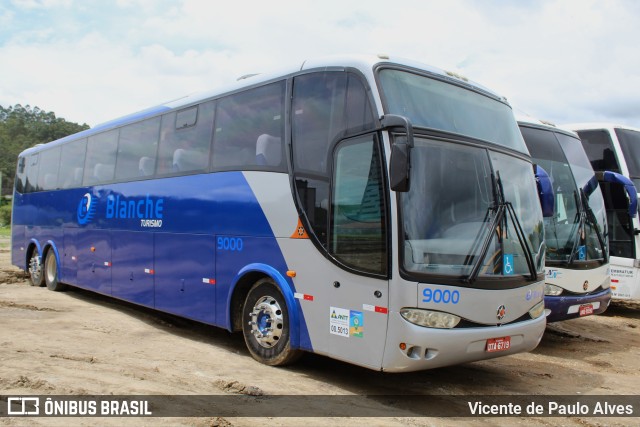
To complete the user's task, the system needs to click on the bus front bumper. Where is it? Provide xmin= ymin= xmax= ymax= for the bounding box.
xmin=380 ymin=311 xmax=546 ymax=373
xmin=544 ymin=288 xmax=611 ymax=323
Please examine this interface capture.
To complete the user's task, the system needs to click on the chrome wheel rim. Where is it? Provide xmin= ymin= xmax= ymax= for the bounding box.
xmin=248 ymin=295 xmax=284 ymax=348
xmin=29 ymin=254 xmax=42 ymax=283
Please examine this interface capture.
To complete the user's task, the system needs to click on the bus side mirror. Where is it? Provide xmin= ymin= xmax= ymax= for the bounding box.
xmin=582 ymin=175 xmax=599 ymax=198
xmin=602 ymin=171 xmax=638 ymax=218
xmin=534 ymin=164 xmax=554 ymax=217
xmin=382 ymin=114 xmax=414 ymax=193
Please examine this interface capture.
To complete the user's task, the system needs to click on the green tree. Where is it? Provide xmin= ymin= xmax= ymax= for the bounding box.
xmin=0 ymin=104 xmax=89 ymax=197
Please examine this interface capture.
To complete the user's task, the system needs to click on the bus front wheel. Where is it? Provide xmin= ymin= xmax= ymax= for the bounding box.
xmin=242 ymin=279 xmax=302 ymax=366
xmin=44 ymin=249 xmax=67 ymax=292
xmin=28 ymin=250 xmax=45 ymax=287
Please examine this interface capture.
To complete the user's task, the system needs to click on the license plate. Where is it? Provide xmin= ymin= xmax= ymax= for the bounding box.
xmin=486 ymin=336 xmax=511 ymax=353
xmin=579 ymin=304 xmax=594 ymax=316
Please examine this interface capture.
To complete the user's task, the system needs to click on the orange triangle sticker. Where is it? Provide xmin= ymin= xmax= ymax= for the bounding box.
xmin=290 ymin=218 xmax=309 ymax=239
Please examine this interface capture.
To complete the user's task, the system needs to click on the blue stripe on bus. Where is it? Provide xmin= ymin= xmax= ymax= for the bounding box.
xmin=13 ymin=171 xmax=312 ymax=351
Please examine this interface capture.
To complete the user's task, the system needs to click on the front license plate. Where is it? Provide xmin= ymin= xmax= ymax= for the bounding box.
xmin=579 ymin=304 xmax=594 ymax=316
xmin=486 ymin=336 xmax=511 ymax=353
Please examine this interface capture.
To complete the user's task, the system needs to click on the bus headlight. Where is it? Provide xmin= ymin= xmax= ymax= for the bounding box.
xmin=400 ymin=308 xmax=460 ymax=329
xmin=528 ymin=301 xmax=545 ymax=319
xmin=544 ymin=284 xmax=563 ymax=296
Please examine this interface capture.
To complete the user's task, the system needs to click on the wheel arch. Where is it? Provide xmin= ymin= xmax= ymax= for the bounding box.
xmin=227 ymin=263 xmax=300 ymax=349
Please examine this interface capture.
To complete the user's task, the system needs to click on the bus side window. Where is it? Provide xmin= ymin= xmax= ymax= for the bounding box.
xmin=576 ymin=129 xmax=621 ymax=173
xmin=157 ymin=101 xmax=214 ymax=175
xmin=25 ymin=153 xmax=40 ymax=193
xmin=331 ymin=134 xmax=387 ymax=275
xmin=83 ymin=129 xmax=118 ymax=185
xmin=292 ymin=71 xmax=376 ymax=247
xmin=15 ymin=157 xmax=27 ymax=193
xmin=212 ymin=81 xmax=285 ymax=171
xmin=292 ymin=72 xmax=347 ymax=174
xmin=59 ymin=138 xmax=87 ymax=189
xmin=38 ymin=146 xmax=62 ymax=191
xmin=115 ymin=117 xmax=161 ymax=180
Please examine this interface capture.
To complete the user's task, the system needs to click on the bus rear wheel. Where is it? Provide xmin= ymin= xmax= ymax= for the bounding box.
xmin=242 ymin=279 xmax=302 ymax=366
xmin=28 ymin=250 xmax=45 ymax=287
xmin=44 ymin=249 xmax=67 ymax=292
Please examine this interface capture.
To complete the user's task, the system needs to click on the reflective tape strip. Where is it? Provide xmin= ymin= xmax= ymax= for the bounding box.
xmin=363 ymin=304 xmax=388 ymax=314
xmin=294 ymin=292 xmax=314 ymax=301
xmin=104 ymin=262 xmax=111 ymax=267
xmin=144 ymin=269 xmax=155 ymax=275
xmin=202 ymin=278 xmax=216 ymax=285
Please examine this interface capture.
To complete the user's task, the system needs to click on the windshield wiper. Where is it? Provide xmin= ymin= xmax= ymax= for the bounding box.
xmin=567 ymin=188 xmax=607 ymax=264
xmin=464 ymin=172 xmax=537 ymax=284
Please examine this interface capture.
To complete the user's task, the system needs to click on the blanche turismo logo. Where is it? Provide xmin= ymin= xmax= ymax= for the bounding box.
xmin=77 ymin=193 xmax=97 ymax=225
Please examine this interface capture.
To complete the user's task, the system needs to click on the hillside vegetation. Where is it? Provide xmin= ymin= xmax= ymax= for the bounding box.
xmin=0 ymin=104 xmax=89 ymax=197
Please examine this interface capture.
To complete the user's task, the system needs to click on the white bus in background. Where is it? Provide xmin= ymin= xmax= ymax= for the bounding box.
xmin=518 ymin=116 xmax=611 ymax=321
xmin=565 ymin=123 xmax=640 ymax=300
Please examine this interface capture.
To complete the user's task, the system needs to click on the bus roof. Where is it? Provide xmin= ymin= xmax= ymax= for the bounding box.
xmin=19 ymin=54 xmax=507 ymax=157
xmin=564 ymin=122 xmax=640 ymax=133
xmin=516 ymin=113 xmax=579 ymax=139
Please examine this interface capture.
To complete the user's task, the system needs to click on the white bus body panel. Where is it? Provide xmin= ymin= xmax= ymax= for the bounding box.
xmin=610 ymin=256 xmax=640 ymax=300
xmin=545 ymin=263 xmax=610 ymax=293
xmin=565 ymin=123 xmax=640 ymax=301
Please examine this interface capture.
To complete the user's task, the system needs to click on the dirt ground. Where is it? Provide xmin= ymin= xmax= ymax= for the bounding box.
xmin=0 ymin=235 xmax=638 ymax=427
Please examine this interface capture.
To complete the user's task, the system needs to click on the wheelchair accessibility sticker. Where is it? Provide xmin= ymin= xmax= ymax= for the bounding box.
xmin=578 ymin=245 xmax=586 ymax=260
xmin=503 ymin=254 xmax=514 ymax=275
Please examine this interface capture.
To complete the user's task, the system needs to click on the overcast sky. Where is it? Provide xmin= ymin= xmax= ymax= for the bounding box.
xmin=1 ymin=0 xmax=639 ymax=129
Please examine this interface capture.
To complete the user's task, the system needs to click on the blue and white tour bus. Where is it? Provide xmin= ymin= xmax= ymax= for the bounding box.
xmin=12 ymin=55 xmax=547 ymax=372
xmin=518 ymin=116 xmax=611 ymax=321
xmin=565 ymin=123 xmax=640 ymax=301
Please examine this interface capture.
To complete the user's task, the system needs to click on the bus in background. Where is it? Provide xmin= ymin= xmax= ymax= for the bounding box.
xmin=12 ymin=55 xmax=547 ymax=372
xmin=518 ymin=116 xmax=611 ymax=321
xmin=564 ymin=123 xmax=640 ymax=301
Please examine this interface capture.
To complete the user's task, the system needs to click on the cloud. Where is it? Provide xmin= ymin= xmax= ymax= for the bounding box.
xmin=1 ymin=0 xmax=639 ymax=128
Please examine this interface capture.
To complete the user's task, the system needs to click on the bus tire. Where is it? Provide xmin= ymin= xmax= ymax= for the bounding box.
xmin=44 ymin=249 xmax=67 ymax=292
xmin=242 ymin=278 xmax=302 ymax=366
xmin=28 ymin=250 xmax=45 ymax=287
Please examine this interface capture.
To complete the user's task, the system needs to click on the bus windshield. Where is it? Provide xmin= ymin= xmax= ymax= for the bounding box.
xmin=400 ymin=137 xmax=544 ymax=283
xmin=556 ymin=132 xmax=608 ymax=262
xmin=378 ymin=68 xmax=527 ymax=153
xmin=523 ymin=126 xmax=607 ymax=265
xmin=615 ymin=128 xmax=640 ymax=190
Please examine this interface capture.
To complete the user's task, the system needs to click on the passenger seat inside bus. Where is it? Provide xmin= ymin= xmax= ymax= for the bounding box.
xmin=255 ymin=134 xmax=281 ymax=167
xmin=139 ymin=156 xmax=155 ymax=176
xmin=39 ymin=173 xmax=57 ymax=190
xmin=66 ymin=168 xmax=83 ymax=187
xmin=173 ymin=149 xmax=206 ymax=172
xmin=93 ymin=163 xmax=115 ymax=183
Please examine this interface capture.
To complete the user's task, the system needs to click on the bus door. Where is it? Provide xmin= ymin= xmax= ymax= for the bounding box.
xmin=288 ymin=132 xmax=390 ymax=369
xmin=325 ymin=134 xmax=390 ymax=367
xmin=290 ymin=71 xmax=389 ymax=367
